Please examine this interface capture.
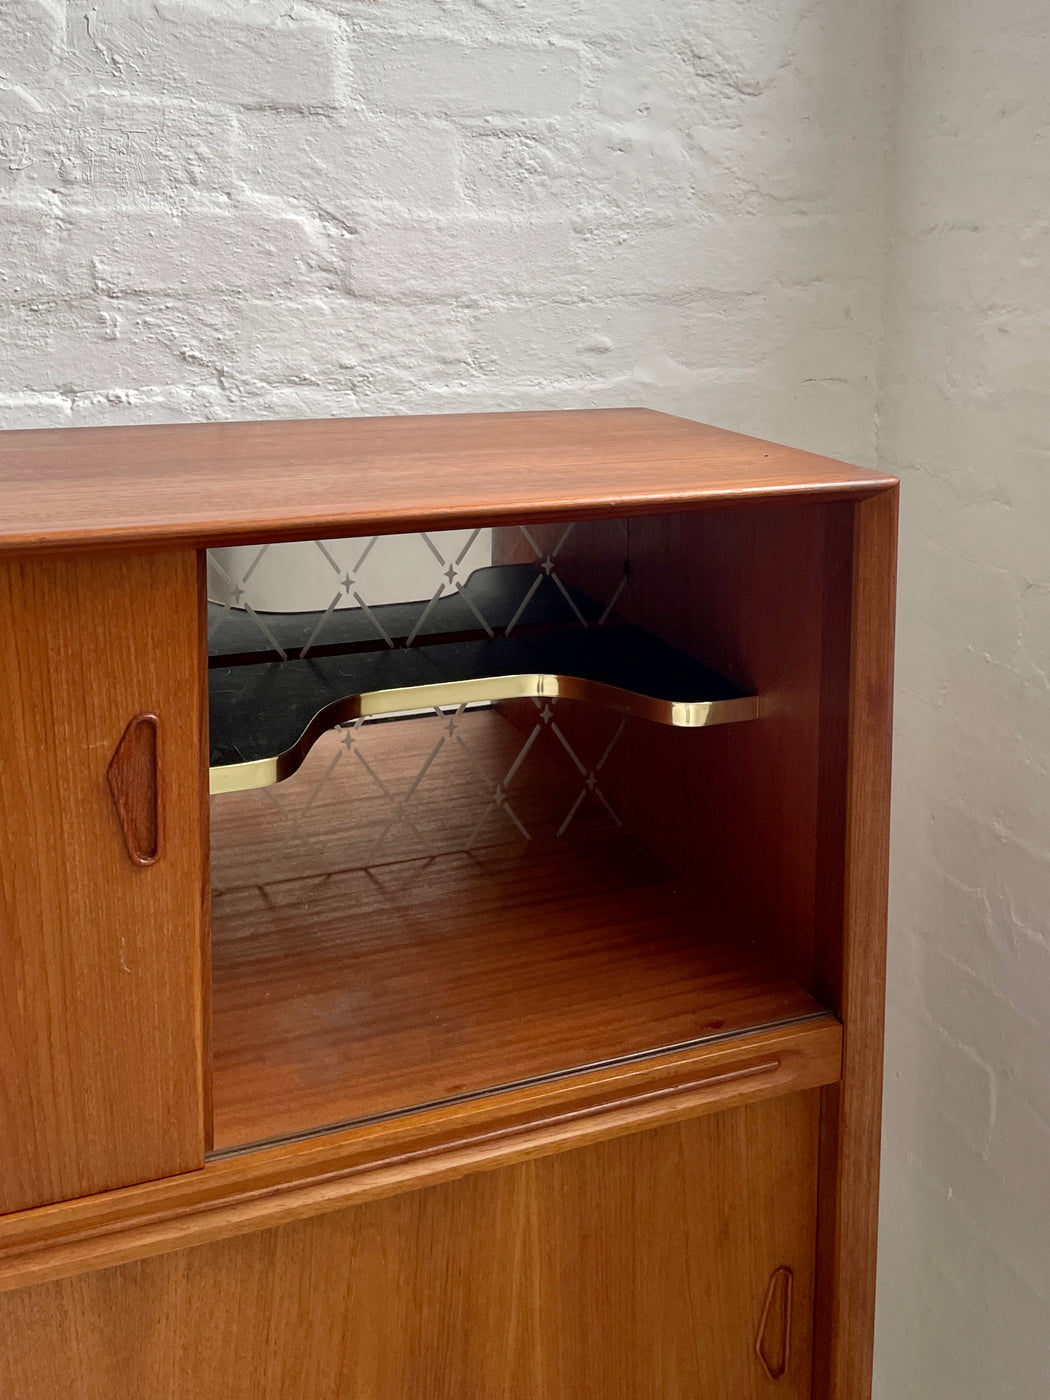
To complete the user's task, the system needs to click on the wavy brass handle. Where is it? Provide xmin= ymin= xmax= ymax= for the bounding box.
xmin=107 ymin=714 xmax=161 ymax=866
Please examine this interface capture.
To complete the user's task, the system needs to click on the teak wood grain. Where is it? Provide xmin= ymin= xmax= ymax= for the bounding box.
xmin=529 ymin=502 xmax=839 ymax=991
xmin=811 ymin=486 xmax=898 ymax=1400
xmin=0 ymin=1020 xmax=841 ymax=1294
xmin=210 ymin=723 xmax=823 ymax=1150
xmin=106 ymin=712 xmax=162 ymax=865
xmin=0 ymin=550 xmax=206 ymax=1213
xmin=535 ymin=493 xmax=897 ymax=1398
xmin=0 ymin=409 xmax=896 ymax=555
xmin=0 ymin=1092 xmax=821 ymax=1400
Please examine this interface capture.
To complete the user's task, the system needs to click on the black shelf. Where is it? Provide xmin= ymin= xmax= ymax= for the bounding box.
xmin=210 ymin=627 xmax=757 ymax=791
xmin=207 ymin=564 xmax=757 ymax=793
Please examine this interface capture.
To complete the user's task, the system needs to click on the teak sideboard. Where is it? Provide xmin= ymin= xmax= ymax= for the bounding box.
xmin=0 ymin=408 xmax=897 ymax=1399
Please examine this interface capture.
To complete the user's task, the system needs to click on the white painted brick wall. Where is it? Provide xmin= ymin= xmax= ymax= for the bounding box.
xmin=0 ymin=0 xmax=883 ymax=461
xmin=70 ymin=2 xmax=346 ymax=109
xmin=0 ymin=1 xmax=64 ymax=86
xmin=353 ymin=37 xmax=581 ymax=117
xmin=874 ymin=3 xmax=1050 ymax=1398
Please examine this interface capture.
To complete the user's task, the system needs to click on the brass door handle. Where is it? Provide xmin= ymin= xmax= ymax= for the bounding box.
xmin=107 ymin=713 xmax=161 ymax=866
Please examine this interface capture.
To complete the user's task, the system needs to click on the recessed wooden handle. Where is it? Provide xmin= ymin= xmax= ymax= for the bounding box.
xmin=756 ymin=1265 xmax=793 ymax=1380
xmin=107 ymin=714 xmax=161 ymax=866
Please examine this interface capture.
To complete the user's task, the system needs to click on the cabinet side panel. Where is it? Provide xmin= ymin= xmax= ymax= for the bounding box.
xmin=812 ymin=487 xmax=898 ymax=1400
xmin=0 ymin=551 xmax=205 ymax=1212
xmin=621 ymin=502 xmax=839 ymax=986
xmin=496 ymin=504 xmax=843 ymax=989
xmin=0 ymin=1092 xmax=820 ymax=1400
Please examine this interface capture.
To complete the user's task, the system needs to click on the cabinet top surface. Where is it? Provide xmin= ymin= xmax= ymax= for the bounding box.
xmin=0 ymin=407 xmax=895 ymax=554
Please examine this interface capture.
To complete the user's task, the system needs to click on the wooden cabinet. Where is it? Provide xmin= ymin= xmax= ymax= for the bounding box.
xmin=0 ymin=409 xmax=896 ymax=1398
xmin=0 ymin=1093 xmax=820 ymax=1399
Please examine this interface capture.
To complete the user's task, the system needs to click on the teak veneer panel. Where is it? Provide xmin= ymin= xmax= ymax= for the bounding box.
xmin=812 ymin=487 xmax=898 ymax=1400
xmin=0 ymin=1092 xmax=821 ymax=1400
xmin=525 ymin=494 xmax=897 ymax=1398
xmin=0 ymin=551 xmax=206 ymax=1213
xmin=623 ymin=500 xmax=841 ymax=989
xmin=0 ymin=408 xmax=896 ymax=555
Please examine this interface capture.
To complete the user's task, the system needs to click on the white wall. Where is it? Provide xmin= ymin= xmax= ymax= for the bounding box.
xmin=874 ymin=4 xmax=1050 ymax=1396
xmin=0 ymin=0 xmax=884 ymax=466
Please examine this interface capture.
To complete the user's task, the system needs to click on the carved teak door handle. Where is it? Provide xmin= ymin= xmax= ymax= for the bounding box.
xmin=755 ymin=1266 xmax=793 ymax=1381
xmin=107 ymin=714 xmax=162 ymax=866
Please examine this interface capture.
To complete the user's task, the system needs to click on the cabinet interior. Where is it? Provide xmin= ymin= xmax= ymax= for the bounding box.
xmin=206 ymin=502 xmax=848 ymax=1155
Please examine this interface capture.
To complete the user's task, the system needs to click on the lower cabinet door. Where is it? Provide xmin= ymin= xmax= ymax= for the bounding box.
xmin=0 ymin=1090 xmax=820 ymax=1400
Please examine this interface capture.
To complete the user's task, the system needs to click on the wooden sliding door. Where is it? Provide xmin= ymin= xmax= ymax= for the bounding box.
xmin=0 ymin=1091 xmax=819 ymax=1398
xmin=0 ymin=550 xmax=206 ymax=1213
